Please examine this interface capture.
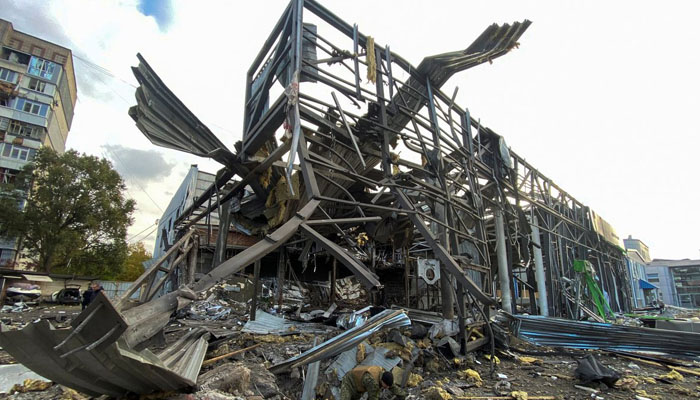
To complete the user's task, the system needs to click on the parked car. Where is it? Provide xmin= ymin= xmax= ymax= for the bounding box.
xmin=50 ymin=285 xmax=81 ymax=305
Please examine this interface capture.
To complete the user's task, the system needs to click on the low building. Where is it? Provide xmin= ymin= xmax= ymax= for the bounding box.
xmin=647 ymin=259 xmax=700 ymax=308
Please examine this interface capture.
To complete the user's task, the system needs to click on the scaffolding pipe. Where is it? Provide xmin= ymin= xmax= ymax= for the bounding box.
xmin=531 ymin=215 xmax=548 ymax=316
xmin=494 ymin=209 xmax=512 ymax=313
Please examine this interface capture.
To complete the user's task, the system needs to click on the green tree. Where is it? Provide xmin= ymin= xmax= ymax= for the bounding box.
xmin=0 ymin=148 xmax=135 ymax=277
xmin=116 ymin=242 xmax=151 ymax=281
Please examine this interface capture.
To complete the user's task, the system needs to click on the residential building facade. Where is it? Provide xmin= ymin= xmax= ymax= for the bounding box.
xmin=647 ymin=259 xmax=700 ymax=308
xmin=0 ymin=19 xmax=77 ymax=266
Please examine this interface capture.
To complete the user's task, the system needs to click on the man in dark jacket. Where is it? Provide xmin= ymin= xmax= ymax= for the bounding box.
xmin=340 ymin=365 xmax=406 ymax=400
xmin=82 ymin=282 xmax=103 ymax=309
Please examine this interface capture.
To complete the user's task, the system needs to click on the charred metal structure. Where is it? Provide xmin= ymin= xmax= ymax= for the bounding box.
xmin=0 ymin=0 xmax=633 ymax=396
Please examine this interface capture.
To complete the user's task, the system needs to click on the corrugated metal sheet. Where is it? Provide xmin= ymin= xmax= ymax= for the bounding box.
xmin=242 ymin=310 xmax=300 ymax=335
xmin=511 ymin=314 xmax=700 ymax=360
xmin=270 ymin=309 xmax=410 ymax=373
xmin=0 ymin=293 xmax=208 ymax=397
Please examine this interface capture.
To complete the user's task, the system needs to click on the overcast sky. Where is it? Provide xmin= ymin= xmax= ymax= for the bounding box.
xmin=3 ymin=0 xmax=699 ymax=260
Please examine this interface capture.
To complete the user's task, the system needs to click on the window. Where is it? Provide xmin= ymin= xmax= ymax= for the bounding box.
xmin=27 ymin=78 xmax=46 ymax=93
xmin=647 ymin=272 xmax=659 ymax=283
xmin=0 ymin=68 xmax=18 ymax=83
xmin=8 ymin=120 xmax=41 ymax=139
xmin=28 ymin=57 xmax=56 ymax=80
xmin=1 ymin=144 xmax=36 ymax=161
xmin=0 ymin=167 xmax=18 ymax=184
xmin=15 ymin=99 xmax=48 ymax=117
xmin=22 ymin=101 xmax=41 ymax=115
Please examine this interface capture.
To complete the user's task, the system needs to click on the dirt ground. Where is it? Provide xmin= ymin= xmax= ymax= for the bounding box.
xmin=2 ymin=304 xmax=700 ymax=399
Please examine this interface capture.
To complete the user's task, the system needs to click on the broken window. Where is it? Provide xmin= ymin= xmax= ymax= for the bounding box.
xmin=27 ymin=77 xmax=47 ymax=93
xmin=28 ymin=57 xmax=56 ymax=80
xmin=0 ymin=167 xmax=18 ymax=184
xmin=8 ymin=120 xmax=42 ymax=139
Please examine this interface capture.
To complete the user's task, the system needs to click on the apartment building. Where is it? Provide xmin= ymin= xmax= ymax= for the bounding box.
xmin=0 ymin=19 xmax=77 ymax=266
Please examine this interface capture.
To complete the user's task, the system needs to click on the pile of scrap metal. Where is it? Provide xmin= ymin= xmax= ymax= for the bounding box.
xmin=499 ymin=312 xmax=700 ymax=361
xmin=0 ymin=0 xmax=640 ymax=397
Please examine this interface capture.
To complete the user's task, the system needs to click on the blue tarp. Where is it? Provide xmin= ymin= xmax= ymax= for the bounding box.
xmin=639 ymin=279 xmax=658 ymax=290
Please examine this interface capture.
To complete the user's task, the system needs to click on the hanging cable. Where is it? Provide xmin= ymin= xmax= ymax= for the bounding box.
xmin=104 ymin=147 xmax=164 ymax=212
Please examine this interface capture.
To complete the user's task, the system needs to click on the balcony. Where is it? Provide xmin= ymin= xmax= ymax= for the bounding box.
xmin=0 ymin=105 xmax=48 ymax=127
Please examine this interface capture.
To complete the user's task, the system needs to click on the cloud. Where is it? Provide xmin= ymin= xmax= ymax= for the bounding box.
xmin=137 ymin=0 xmax=174 ymax=31
xmin=4 ymin=0 xmax=75 ymax=50
xmin=103 ymin=144 xmax=175 ymax=185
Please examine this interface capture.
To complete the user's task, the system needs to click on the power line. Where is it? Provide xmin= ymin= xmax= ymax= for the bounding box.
xmin=74 ymin=54 xmax=240 ymax=137
xmin=128 ymin=223 xmax=158 ymax=243
xmin=127 ymin=221 xmax=158 ymax=242
xmin=73 ymin=54 xmax=137 ymax=89
xmin=104 ymin=147 xmax=164 ymax=213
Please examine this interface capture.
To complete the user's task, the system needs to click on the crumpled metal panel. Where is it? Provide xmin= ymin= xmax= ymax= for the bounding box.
xmin=359 ymin=346 xmax=401 ymax=371
xmin=128 ymin=53 xmax=235 ymax=165
xmin=0 ymin=293 xmax=209 ymax=397
xmin=269 ymin=309 xmax=410 ymax=373
xmin=0 ymin=320 xmax=208 ymax=398
xmin=242 ymin=310 xmax=300 ymax=335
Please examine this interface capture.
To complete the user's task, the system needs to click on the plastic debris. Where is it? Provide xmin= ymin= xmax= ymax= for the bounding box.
xmin=574 ymin=355 xmax=620 ymax=386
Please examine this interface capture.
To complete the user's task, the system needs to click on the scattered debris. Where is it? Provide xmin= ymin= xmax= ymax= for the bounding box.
xmin=659 ymin=369 xmax=684 ymax=382
xmin=575 ymin=354 xmax=621 ymax=386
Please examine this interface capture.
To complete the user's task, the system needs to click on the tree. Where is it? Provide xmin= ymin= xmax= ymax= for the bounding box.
xmin=116 ymin=242 xmax=150 ymax=281
xmin=0 ymin=148 xmax=135 ymax=277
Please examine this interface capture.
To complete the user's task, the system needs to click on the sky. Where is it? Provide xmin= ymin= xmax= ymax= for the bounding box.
xmin=2 ymin=0 xmax=699 ymax=260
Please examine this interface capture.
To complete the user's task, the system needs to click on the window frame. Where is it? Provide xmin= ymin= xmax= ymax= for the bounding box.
xmin=27 ymin=77 xmax=47 ymax=93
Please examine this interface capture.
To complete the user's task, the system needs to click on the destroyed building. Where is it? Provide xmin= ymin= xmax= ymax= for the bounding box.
xmin=134 ymin=0 xmax=632 ymax=321
xmin=0 ymin=0 xmax=642 ymax=397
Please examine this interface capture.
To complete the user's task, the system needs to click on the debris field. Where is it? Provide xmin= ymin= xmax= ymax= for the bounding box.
xmin=2 ymin=0 xmax=700 ymax=399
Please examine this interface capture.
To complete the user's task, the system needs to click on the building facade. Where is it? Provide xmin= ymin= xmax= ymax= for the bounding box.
xmin=623 ymin=236 xmax=651 ymax=263
xmin=625 ymin=249 xmax=656 ymax=308
xmin=0 ymin=19 xmax=77 ymax=266
xmin=647 ymin=259 xmax=700 ymax=308
xmin=622 ymin=236 xmax=657 ymax=308
xmin=153 ymin=165 xmax=217 ymax=259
